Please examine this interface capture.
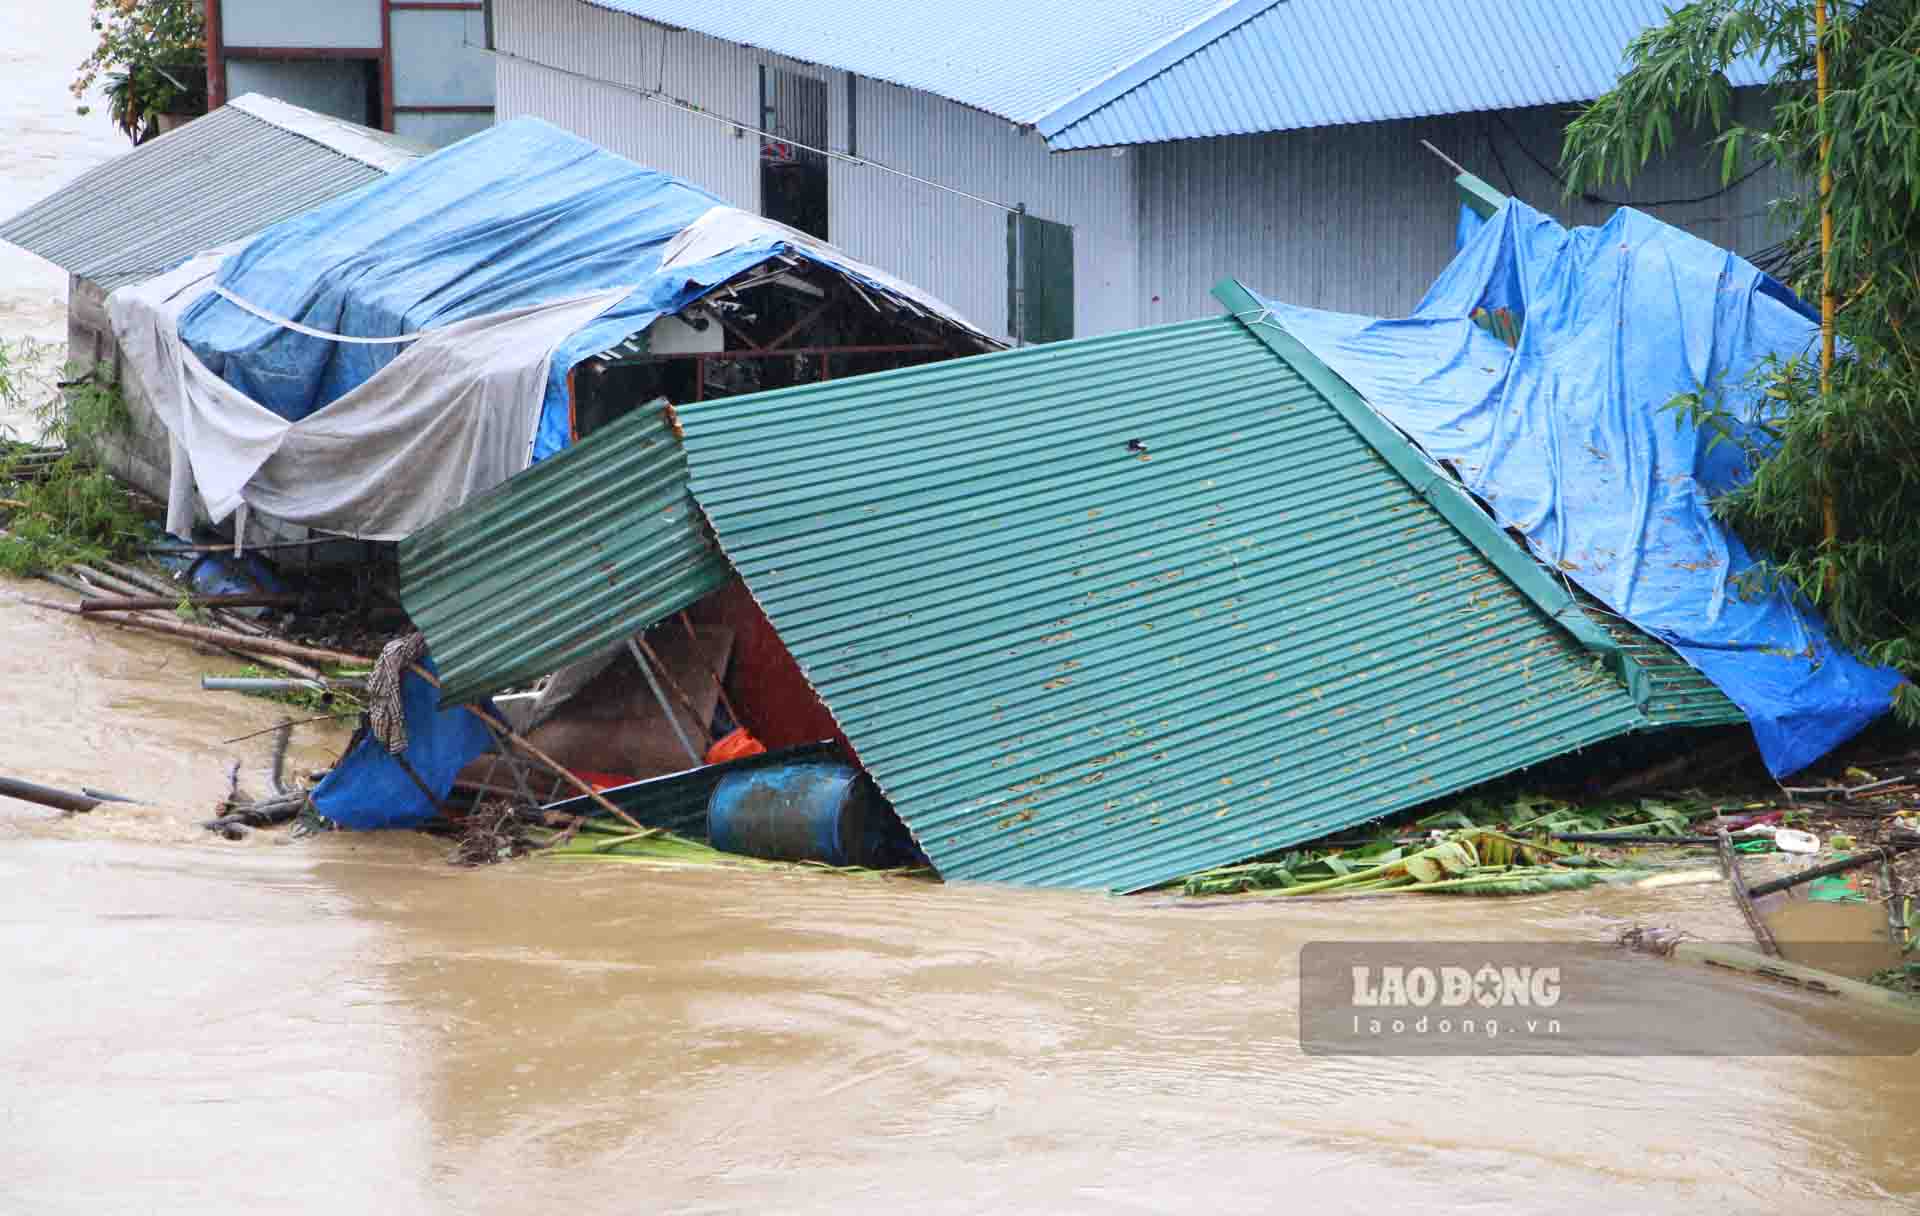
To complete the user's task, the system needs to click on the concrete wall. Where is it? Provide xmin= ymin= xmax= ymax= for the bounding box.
xmin=68 ymin=276 xmax=174 ymax=506
xmin=76 ymin=277 xmax=313 ymax=545
xmin=227 ymin=60 xmax=376 ymax=127
xmin=220 ymin=0 xmax=382 ymax=48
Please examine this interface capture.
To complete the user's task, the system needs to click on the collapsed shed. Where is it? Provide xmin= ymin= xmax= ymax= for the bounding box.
xmin=399 ymin=270 xmax=1755 ymax=890
xmin=102 ymin=117 xmax=995 ymax=545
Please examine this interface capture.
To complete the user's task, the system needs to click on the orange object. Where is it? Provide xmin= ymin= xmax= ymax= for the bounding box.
xmin=705 ymin=727 xmax=766 ymax=765
xmin=570 ymin=769 xmax=638 ymax=792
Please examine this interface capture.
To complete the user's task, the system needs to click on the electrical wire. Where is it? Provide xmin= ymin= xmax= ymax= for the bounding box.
xmin=1492 ymin=112 xmax=1773 ymax=208
xmin=480 ymin=45 xmax=1029 ymax=217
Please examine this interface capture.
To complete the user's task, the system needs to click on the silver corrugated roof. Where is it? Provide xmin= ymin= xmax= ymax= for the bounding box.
xmin=581 ymin=0 xmax=1232 ymax=123
xmin=1040 ymin=0 xmax=1774 ymax=149
xmin=0 ymin=94 xmax=426 ymax=293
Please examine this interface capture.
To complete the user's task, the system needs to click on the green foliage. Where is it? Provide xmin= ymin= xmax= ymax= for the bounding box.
xmin=0 ymin=355 xmax=143 ymax=576
xmin=1868 ymin=961 xmax=1920 ymax=993
xmin=1562 ymin=1 xmax=1920 ymax=717
xmin=72 ymin=0 xmax=206 ymax=143
xmin=1180 ymin=828 xmax=1633 ymax=898
xmin=1417 ymin=793 xmax=1696 ymax=836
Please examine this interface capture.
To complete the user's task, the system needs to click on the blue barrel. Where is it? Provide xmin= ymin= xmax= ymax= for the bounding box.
xmin=708 ymin=762 xmax=919 ymax=868
xmin=149 ymin=532 xmax=287 ymax=600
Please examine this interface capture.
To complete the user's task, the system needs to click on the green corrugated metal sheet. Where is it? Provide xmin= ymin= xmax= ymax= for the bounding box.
xmin=400 ymin=402 xmax=732 ymax=707
xmin=1595 ymin=614 xmax=1748 ymax=727
xmin=679 ymin=314 xmax=1651 ymax=891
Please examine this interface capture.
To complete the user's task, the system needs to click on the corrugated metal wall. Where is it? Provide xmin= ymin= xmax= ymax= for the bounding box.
xmin=495 ymin=0 xmax=763 ymax=205
xmin=495 ymin=1 xmax=1792 ymax=336
xmin=493 ymin=0 xmax=1137 ymax=341
xmin=1135 ymin=94 xmax=1793 ymax=323
xmin=834 ymin=79 xmax=1137 ymax=340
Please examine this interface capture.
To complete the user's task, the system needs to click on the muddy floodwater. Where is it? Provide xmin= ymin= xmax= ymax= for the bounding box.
xmin=6 ymin=572 xmax=1920 ymax=1213
xmin=5 ymin=7 xmax=1920 ymax=1213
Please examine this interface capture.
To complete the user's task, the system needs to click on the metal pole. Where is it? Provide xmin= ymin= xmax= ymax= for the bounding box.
xmin=202 ymin=676 xmax=363 ymax=694
xmin=1012 ymin=202 xmax=1027 ymax=348
xmin=627 ymin=638 xmax=703 ymax=765
xmin=0 ymin=776 xmax=102 ymax=814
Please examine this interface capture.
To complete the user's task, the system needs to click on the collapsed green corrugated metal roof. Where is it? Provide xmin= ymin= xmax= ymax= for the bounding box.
xmin=399 ymin=402 xmax=731 ymax=707
xmin=677 ymin=304 xmax=1672 ymax=891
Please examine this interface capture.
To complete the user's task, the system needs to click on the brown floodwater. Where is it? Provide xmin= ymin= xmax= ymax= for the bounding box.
xmin=7 ymin=8 xmax=1920 ymax=1211
xmin=6 ymin=569 xmax=1920 ymax=1213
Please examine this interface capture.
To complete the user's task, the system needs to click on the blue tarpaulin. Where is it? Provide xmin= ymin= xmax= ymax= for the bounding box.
xmin=1252 ymin=199 xmax=1902 ymax=777
xmin=311 ymin=659 xmax=495 ymax=830
xmin=175 ymin=118 xmax=984 ymax=463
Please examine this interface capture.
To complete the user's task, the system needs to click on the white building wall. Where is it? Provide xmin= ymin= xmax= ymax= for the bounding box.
xmin=835 ymin=79 xmax=1137 ymax=341
xmin=1135 ymin=95 xmax=1793 ymax=324
xmin=495 ymin=0 xmax=1792 ymax=339
xmin=492 ymin=0 xmax=1136 ymax=342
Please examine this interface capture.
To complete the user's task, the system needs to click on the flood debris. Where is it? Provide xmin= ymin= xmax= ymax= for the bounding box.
xmin=1621 ymin=926 xmax=1920 ymax=1020
xmin=6 ymin=112 xmax=1912 ymax=906
xmin=0 ymin=774 xmax=116 ymax=814
xmin=1180 ymin=829 xmax=1646 ymax=899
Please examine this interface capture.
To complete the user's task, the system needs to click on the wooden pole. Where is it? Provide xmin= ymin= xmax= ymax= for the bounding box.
xmin=403 ymin=662 xmax=654 ymax=835
xmin=80 ymin=592 xmax=300 ymax=614
xmin=9 ymin=592 xmax=371 ymax=668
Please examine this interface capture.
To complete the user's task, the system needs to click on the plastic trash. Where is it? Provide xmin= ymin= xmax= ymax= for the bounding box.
xmin=1773 ymin=828 xmax=1821 ymax=854
xmin=705 ymin=727 xmax=766 ymax=766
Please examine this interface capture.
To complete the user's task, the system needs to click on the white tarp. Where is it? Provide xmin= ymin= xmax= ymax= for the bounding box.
xmin=109 ymin=253 xmax=629 ymax=541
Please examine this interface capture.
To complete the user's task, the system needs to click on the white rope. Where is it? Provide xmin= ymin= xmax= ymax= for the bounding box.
xmin=211 ymin=285 xmax=429 ymax=345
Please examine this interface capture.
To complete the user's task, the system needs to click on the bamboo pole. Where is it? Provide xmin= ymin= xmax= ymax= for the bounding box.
xmin=80 ymin=592 xmax=299 ymax=614
xmin=1817 ymin=0 xmax=1839 ymax=586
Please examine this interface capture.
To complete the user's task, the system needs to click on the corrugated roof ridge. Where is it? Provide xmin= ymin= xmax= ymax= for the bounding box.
xmin=227 ymin=93 xmax=428 ymax=173
xmin=1212 ymin=277 xmax=1653 ymax=712
xmin=1034 ymin=0 xmax=1281 ymax=137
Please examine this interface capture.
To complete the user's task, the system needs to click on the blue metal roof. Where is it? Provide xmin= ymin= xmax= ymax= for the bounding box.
xmin=582 ymin=0 xmax=1234 ymax=123
xmin=1039 ymin=0 xmax=1775 ymax=148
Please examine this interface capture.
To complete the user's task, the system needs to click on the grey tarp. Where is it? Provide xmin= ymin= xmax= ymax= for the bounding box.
xmin=109 ymin=252 xmax=629 ymax=540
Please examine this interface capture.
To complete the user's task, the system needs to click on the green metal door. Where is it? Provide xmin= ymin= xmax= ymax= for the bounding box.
xmin=1007 ymin=209 xmax=1074 ymax=344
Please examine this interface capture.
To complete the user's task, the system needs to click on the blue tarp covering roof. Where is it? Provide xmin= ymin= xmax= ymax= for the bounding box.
xmin=1249 ymin=200 xmax=1902 ymax=777
xmin=176 ymin=118 xmax=985 ymax=464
